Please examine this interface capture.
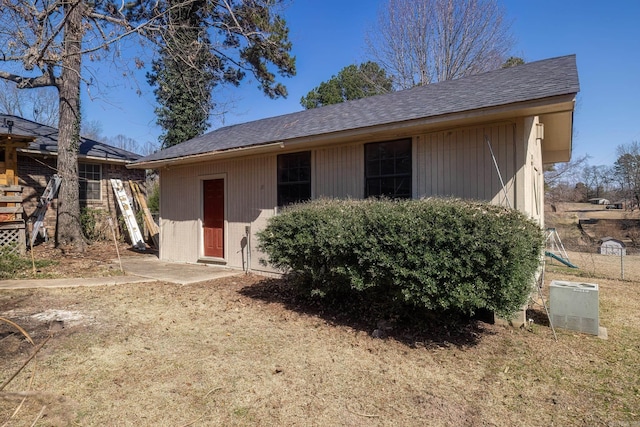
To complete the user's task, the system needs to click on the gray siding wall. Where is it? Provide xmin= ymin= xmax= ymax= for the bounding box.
xmin=160 ymin=156 xmax=277 ymax=271
xmin=415 ymin=122 xmax=517 ymax=206
xmin=159 ymin=119 xmax=542 ymax=272
xmin=314 ymin=144 xmax=364 ymax=199
xmin=517 ymin=116 xmax=544 ymax=225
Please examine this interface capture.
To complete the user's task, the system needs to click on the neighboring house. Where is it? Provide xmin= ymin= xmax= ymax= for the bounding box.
xmin=600 ymin=237 xmax=626 ymax=256
xmin=130 ymin=55 xmax=580 ymax=274
xmin=0 ymin=122 xmax=34 ymax=252
xmin=0 ymin=115 xmax=144 ymax=244
xmin=589 ymin=198 xmax=610 ymax=205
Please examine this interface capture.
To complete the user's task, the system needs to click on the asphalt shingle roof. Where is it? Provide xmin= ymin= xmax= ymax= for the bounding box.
xmin=135 ymin=54 xmax=579 ymax=165
xmin=0 ymin=114 xmax=140 ymax=162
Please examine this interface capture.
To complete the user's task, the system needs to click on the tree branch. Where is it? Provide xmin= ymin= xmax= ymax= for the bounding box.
xmin=0 ymin=70 xmax=59 ymax=89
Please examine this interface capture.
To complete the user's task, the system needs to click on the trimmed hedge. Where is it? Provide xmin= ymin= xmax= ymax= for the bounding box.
xmin=257 ymin=198 xmax=544 ymax=319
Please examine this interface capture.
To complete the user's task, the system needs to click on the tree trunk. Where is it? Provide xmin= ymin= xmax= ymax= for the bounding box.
xmin=56 ymin=0 xmax=86 ymax=252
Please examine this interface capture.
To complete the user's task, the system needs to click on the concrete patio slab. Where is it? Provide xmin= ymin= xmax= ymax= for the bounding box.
xmin=0 ymin=255 xmax=242 ymax=289
xmin=118 ymin=256 xmax=241 ymax=285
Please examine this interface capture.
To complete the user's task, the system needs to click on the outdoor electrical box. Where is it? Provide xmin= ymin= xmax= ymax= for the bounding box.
xmin=549 ymin=280 xmax=599 ymax=335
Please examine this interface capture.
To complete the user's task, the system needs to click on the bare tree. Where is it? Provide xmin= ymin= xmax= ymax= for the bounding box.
xmin=0 ymin=0 xmax=295 ymax=252
xmin=544 ymin=154 xmax=590 ymax=203
xmin=581 ymin=164 xmax=613 ymax=200
xmin=0 ymin=80 xmax=59 ymax=126
xmin=0 ymin=0 xmax=160 ymax=251
xmin=366 ymin=0 xmax=513 ymax=89
xmin=106 ymin=134 xmax=140 ymax=154
xmin=81 ymin=119 xmax=104 ymax=141
xmin=140 ymin=140 xmax=160 ymax=156
xmin=613 ymin=141 xmax=640 ymax=209
xmin=544 ymin=154 xmax=590 ymax=188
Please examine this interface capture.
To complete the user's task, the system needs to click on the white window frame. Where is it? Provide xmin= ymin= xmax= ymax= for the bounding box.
xmin=79 ymin=163 xmax=102 ymax=201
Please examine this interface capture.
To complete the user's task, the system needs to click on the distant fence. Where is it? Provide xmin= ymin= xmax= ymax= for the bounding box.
xmin=547 ymin=250 xmax=639 ymax=282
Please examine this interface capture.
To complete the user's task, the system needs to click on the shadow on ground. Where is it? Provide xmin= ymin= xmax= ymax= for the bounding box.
xmin=124 ymin=246 xmax=159 ymax=257
xmin=239 ymin=277 xmax=497 ymax=349
xmin=526 ymin=307 xmax=551 ymax=327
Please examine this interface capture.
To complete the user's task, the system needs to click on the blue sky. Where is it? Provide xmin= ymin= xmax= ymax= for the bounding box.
xmin=83 ymin=0 xmax=640 ymax=166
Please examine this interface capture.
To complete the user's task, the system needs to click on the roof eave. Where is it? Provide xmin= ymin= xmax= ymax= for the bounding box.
xmin=0 ymin=134 xmax=37 ymax=146
xmin=128 ymin=141 xmax=284 ymax=169
xmin=17 ymin=148 xmax=138 ymax=165
xmin=129 ymin=93 xmax=578 ymax=170
xmin=541 ymin=110 xmax=575 ymax=164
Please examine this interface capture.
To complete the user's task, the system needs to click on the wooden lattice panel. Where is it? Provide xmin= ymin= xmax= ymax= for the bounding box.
xmin=0 ymin=222 xmax=26 ymax=255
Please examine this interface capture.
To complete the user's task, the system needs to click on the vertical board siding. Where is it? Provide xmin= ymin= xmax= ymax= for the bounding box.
xmin=522 ymin=116 xmax=544 ymax=225
xmin=234 ymin=156 xmax=277 ymax=272
xmin=505 ymin=124 xmax=516 ymax=206
xmin=416 ymin=123 xmax=516 ymax=207
xmin=196 ymin=156 xmax=277 ymax=271
xmin=514 ymin=116 xmax=543 ymax=224
xmin=484 ymin=127 xmax=495 ymax=202
xmin=314 ymin=144 xmax=364 ymax=199
xmin=159 ymin=171 xmax=199 ymax=262
xmin=160 ymin=121 xmax=541 ymax=271
xmin=159 ymin=155 xmax=278 ymax=270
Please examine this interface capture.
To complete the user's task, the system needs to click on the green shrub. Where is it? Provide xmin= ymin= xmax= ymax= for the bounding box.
xmin=80 ymin=207 xmax=98 ymax=241
xmin=147 ymin=182 xmax=159 ymax=214
xmin=257 ymin=198 xmax=544 ymax=319
xmin=80 ymin=207 xmax=111 ymax=241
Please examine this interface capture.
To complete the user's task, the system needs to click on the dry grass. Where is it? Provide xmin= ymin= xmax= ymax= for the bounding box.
xmin=1 ymin=239 xmax=639 ymax=425
xmin=552 ymin=203 xmax=640 ymax=220
xmin=1 ymin=256 xmax=639 ymax=426
xmin=3 ymin=241 xmax=132 ymax=280
xmin=546 ymin=251 xmax=640 ymax=282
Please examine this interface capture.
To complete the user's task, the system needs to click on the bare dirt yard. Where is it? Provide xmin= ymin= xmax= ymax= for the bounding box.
xmin=1 ymin=243 xmax=639 ymax=426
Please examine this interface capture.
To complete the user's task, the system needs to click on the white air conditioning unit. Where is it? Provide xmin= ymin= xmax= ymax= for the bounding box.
xmin=549 ymin=280 xmax=599 ymax=335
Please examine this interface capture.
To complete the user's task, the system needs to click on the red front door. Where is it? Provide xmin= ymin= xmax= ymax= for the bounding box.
xmin=203 ymin=179 xmax=224 ymax=258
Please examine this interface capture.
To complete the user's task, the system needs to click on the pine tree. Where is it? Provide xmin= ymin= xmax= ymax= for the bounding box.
xmin=148 ymin=0 xmax=214 ymax=149
xmin=149 ymin=0 xmax=296 ymax=148
xmin=300 ymin=62 xmax=393 ymax=109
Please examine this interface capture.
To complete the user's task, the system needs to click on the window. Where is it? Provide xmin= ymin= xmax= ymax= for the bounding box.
xmin=79 ymin=163 xmax=101 ymax=200
xmin=277 ymin=151 xmax=311 ymax=207
xmin=365 ymin=139 xmax=412 ymax=198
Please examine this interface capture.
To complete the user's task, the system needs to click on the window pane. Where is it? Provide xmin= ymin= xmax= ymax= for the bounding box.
xmin=277 ymin=152 xmax=311 ymax=207
xmin=86 ymin=181 xmax=101 ymax=199
xmin=79 ymin=163 xmax=101 ymax=200
xmin=366 ymin=178 xmax=381 ymax=198
xmin=299 ymin=166 xmax=311 ymax=182
xmin=398 ymin=155 xmax=411 ymax=173
xmin=381 ymin=159 xmax=395 ymax=175
xmin=367 ymin=160 xmax=380 ymax=177
xmin=381 ymin=178 xmax=395 ymax=195
xmin=290 ymin=166 xmax=301 ymax=182
xmin=365 ymin=139 xmax=411 ymax=199
xmin=396 ymin=177 xmax=411 ymax=198
xmin=279 ymin=168 xmax=290 ymax=183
